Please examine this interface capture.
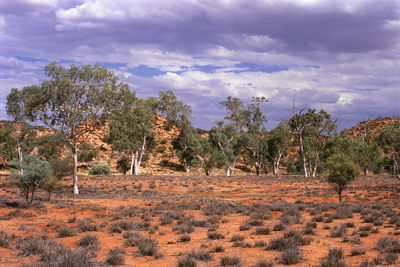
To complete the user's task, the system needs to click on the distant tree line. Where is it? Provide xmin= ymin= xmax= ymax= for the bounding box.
xmin=1 ymin=62 xmax=399 ymax=201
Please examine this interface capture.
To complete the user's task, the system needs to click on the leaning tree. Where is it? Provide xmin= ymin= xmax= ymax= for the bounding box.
xmin=16 ymin=62 xmax=128 ymax=195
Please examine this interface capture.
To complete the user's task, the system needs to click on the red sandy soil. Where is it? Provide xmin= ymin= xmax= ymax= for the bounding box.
xmin=0 ymin=173 xmax=399 ymax=266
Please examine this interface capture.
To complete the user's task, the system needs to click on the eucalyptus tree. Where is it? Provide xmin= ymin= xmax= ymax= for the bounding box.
xmin=17 ymin=62 xmax=129 ymax=195
xmin=158 ymin=90 xmax=193 ymax=129
xmin=110 ymin=89 xmax=191 ymax=175
xmin=218 ymin=96 xmax=268 ymax=175
xmin=267 ymin=121 xmax=292 ymax=176
xmin=209 ymin=121 xmax=240 ymax=176
xmin=322 ymin=136 xmax=380 ymax=175
xmin=6 ymin=88 xmax=37 ymax=171
xmin=289 ymin=106 xmax=337 ymax=177
xmin=110 ymin=92 xmax=157 ymax=175
xmin=377 ymin=121 xmax=400 ymax=179
xmin=172 ymin=126 xmax=203 ymax=173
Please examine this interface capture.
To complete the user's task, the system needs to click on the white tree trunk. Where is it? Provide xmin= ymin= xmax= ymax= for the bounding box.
xmin=393 ymin=154 xmax=400 ymax=179
xmin=133 ymin=135 xmax=147 ymax=176
xmin=299 ymin=135 xmax=308 ymax=177
xmin=73 ymin=141 xmax=79 ymax=195
xmin=17 ymin=140 xmax=23 ymax=175
xmin=185 ymin=162 xmax=190 ymax=173
xmin=225 ymin=166 xmax=231 ymax=176
xmin=134 ymin=150 xmax=139 ymax=175
xmin=129 ymin=151 xmax=135 ymax=175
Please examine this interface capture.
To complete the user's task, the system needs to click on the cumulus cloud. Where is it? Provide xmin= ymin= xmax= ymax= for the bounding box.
xmin=1 ymin=0 xmax=399 ymax=130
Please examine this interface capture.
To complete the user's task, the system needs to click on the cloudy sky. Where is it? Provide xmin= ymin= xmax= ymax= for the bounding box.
xmin=1 ymin=0 xmax=399 ymax=131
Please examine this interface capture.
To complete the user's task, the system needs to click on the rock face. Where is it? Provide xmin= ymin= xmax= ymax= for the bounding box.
xmin=74 ymin=116 xmax=182 ymax=174
xmin=0 ymin=117 xmax=182 ymax=174
xmin=341 ymin=116 xmax=400 ymax=141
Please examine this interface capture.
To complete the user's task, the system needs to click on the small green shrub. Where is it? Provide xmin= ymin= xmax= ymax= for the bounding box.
xmin=11 ymin=155 xmax=52 ymax=205
xmin=88 ymin=164 xmax=111 ymax=175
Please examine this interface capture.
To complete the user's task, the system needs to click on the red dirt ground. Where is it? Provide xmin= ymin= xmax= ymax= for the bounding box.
xmin=0 ymin=173 xmax=399 ymax=266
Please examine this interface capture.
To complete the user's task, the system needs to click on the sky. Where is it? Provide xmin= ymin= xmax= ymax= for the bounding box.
xmin=1 ymin=0 xmax=399 ymax=131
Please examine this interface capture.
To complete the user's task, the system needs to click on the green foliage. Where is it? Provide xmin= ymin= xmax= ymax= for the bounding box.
xmin=172 ymin=126 xmax=203 ymax=172
xmin=10 ymin=155 xmax=52 ymax=204
xmin=116 ymin=156 xmax=130 ymax=175
xmin=15 ymin=62 xmax=129 ymax=195
xmin=158 ymin=90 xmax=192 ymax=129
xmin=78 ymin=143 xmax=99 ymax=162
xmin=218 ymin=96 xmax=268 ymax=175
xmin=88 ymin=164 xmax=111 ymax=175
xmin=209 ymin=122 xmax=240 ymax=175
xmin=325 ymin=154 xmax=359 ymax=202
xmin=267 ymin=121 xmax=292 ymax=175
xmin=377 ymin=121 xmax=400 ymax=178
xmin=322 ymin=136 xmax=380 ymax=175
xmin=6 ymin=87 xmax=38 ymax=159
xmin=0 ymin=122 xmax=17 ymax=164
xmin=34 ymin=134 xmax=65 ymax=160
xmin=288 ymin=107 xmax=337 ymax=177
xmin=109 ymin=92 xmax=157 ymax=175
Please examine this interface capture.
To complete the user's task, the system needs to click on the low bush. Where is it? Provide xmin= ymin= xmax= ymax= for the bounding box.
xmin=207 ymin=231 xmax=225 ymax=240
xmin=105 ymin=248 xmax=125 ymax=266
xmin=267 ymin=230 xmax=311 ymax=251
xmin=137 ymin=237 xmax=162 ymax=258
xmin=281 ymin=247 xmax=301 ymax=265
xmin=179 ymin=234 xmax=191 ymax=242
xmin=88 ymin=164 xmax=111 ymax=175
xmin=230 ymin=234 xmax=245 ymax=242
xmin=78 ymin=219 xmax=99 ymax=232
xmin=330 ymin=224 xmax=347 ymax=238
xmin=55 ymin=248 xmax=94 ymax=267
xmin=376 ymin=237 xmax=400 ymax=254
xmin=252 ymin=259 xmax=274 ymax=267
xmin=56 ymin=226 xmax=76 ymax=238
xmin=320 ymin=247 xmax=346 ymax=267
xmin=211 ymin=245 xmax=225 ymax=252
xmin=78 ymin=234 xmax=100 ymax=252
xmin=350 ymin=247 xmax=366 ymax=256
xmin=254 ymin=226 xmax=271 ymax=235
xmin=220 ymin=255 xmax=243 ymax=266
xmin=178 ymin=255 xmax=197 ymax=267
xmin=188 ymin=249 xmax=213 ymax=261
xmin=0 ymin=230 xmax=11 ymax=248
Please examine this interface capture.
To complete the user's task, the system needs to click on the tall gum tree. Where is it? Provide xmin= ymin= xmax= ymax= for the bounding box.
xmin=110 ymin=90 xmax=192 ymax=175
xmin=110 ymin=92 xmax=158 ymax=175
xmin=289 ymin=106 xmax=337 ymax=178
xmin=218 ymin=96 xmax=268 ymax=175
xmin=267 ymin=121 xmax=292 ymax=176
xmin=22 ymin=62 xmax=128 ymax=195
xmin=6 ymin=87 xmax=37 ymax=173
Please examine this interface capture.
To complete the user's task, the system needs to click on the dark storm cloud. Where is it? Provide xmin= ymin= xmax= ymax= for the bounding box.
xmin=1 ymin=0 xmax=399 ymax=130
xmin=47 ymin=0 xmax=400 ymax=54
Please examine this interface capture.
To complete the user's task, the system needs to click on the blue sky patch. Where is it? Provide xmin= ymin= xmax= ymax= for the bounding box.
xmin=14 ymin=56 xmax=46 ymax=63
xmin=128 ymin=65 xmax=166 ymax=77
xmin=229 ymin=62 xmax=290 ymax=73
